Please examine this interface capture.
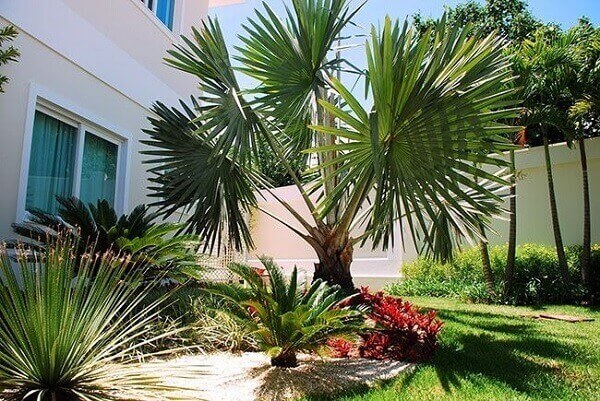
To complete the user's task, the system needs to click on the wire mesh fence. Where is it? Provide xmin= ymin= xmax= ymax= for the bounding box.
xmin=196 ymin=244 xmax=247 ymax=283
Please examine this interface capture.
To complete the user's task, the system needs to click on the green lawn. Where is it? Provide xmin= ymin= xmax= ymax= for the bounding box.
xmin=317 ymin=297 xmax=600 ymax=401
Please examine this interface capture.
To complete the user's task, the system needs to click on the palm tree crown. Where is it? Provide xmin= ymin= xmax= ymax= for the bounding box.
xmin=143 ymin=0 xmax=520 ymax=289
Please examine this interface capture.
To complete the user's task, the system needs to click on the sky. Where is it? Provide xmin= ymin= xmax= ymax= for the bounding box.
xmin=208 ymin=0 xmax=600 ymax=93
xmin=210 ymin=0 xmax=600 ymax=38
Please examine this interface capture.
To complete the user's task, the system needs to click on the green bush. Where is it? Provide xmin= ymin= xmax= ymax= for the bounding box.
xmin=11 ymin=196 xmax=200 ymax=281
xmin=387 ymin=243 xmax=599 ymax=305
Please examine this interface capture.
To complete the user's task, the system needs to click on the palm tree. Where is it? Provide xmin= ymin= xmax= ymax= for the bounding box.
xmin=567 ymin=20 xmax=599 ymax=299
xmin=143 ymin=1 xmax=520 ymax=291
xmin=420 ymin=169 xmax=510 ymax=270
xmin=509 ymin=30 xmax=578 ymax=284
xmin=503 ymin=145 xmax=518 ymax=297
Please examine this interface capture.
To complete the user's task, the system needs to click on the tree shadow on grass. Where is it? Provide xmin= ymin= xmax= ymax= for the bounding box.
xmin=432 ymin=332 xmax=567 ymax=394
xmin=311 ymin=306 xmax=591 ymax=400
xmin=426 ymin=307 xmax=589 ymax=397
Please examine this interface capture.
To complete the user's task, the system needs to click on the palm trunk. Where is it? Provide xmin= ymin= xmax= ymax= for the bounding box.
xmin=311 ymin=230 xmax=355 ymax=292
xmin=578 ymin=136 xmax=591 ymax=299
xmin=473 ymin=165 xmax=495 ymax=299
xmin=542 ymin=131 xmax=570 ymax=284
xmin=478 ymin=223 xmax=496 ymax=299
xmin=271 ymin=350 xmax=298 ymax=367
xmin=503 ymin=149 xmax=517 ymax=298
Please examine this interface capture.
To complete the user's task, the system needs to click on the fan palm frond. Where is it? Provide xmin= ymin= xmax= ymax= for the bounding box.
xmin=311 ymin=16 xmax=520 ymax=251
xmin=142 ymin=99 xmax=261 ymax=253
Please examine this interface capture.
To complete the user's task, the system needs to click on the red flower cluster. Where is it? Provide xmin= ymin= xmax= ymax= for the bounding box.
xmin=329 ymin=288 xmax=442 ymax=362
xmin=326 ymin=337 xmax=358 ymax=358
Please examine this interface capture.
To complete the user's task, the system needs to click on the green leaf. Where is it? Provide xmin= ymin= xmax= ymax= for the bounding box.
xmin=311 ymin=15 xmax=520 ymax=256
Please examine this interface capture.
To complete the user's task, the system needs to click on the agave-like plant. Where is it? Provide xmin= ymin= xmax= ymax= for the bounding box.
xmin=0 ymin=235 xmax=200 ymax=400
xmin=11 ymin=196 xmax=199 ymax=280
xmin=204 ymin=258 xmax=363 ymax=367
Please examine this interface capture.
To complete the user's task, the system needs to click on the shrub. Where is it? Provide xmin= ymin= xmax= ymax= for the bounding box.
xmin=387 ymin=243 xmax=599 ymax=305
xmin=134 ymin=284 xmax=258 ymax=354
xmin=192 ymin=309 xmax=258 ymax=353
xmin=327 ymin=338 xmax=358 ymax=359
xmin=0 ymin=235 xmax=197 ymax=400
xmin=329 ymin=288 xmax=442 ymax=362
xmin=204 ymin=257 xmax=363 ymax=367
xmin=11 ymin=196 xmax=200 ymax=280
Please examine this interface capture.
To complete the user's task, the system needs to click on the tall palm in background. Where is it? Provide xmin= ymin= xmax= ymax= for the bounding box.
xmin=510 ymin=30 xmax=577 ymax=284
xmin=503 ymin=144 xmax=518 ymax=296
xmin=143 ymin=0 xmax=520 ymax=291
xmin=568 ymin=21 xmax=600 ymax=298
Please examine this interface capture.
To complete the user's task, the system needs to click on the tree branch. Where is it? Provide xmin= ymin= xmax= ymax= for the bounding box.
xmin=258 ymin=119 xmax=323 ymax=228
xmin=261 ymin=186 xmax=315 ymax=234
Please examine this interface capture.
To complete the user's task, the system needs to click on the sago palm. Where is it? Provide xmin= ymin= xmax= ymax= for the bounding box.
xmin=12 ymin=196 xmax=199 ymax=280
xmin=204 ymin=257 xmax=363 ymax=367
xmin=143 ymin=0 xmax=520 ymax=290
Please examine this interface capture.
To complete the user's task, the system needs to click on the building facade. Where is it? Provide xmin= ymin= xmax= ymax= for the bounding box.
xmin=0 ymin=0 xmax=237 ymax=239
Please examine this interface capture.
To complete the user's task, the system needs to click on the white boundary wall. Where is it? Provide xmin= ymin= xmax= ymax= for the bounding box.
xmin=248 ymin=137 xmax=600 ymax=288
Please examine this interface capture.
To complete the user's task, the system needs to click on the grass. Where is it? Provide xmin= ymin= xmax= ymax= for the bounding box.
xmin=310 ymin=296 xmax=600 ymax=401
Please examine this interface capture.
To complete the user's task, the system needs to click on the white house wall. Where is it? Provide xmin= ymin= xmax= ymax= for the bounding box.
xmin=0 ymin=0 xmax=212 ymax=239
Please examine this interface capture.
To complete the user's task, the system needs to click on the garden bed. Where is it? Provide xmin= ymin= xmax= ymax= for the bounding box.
xmin=146 ymin=352 xmax=413 ymax=400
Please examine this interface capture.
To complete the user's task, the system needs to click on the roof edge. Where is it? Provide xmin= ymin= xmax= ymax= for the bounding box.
xmin=209 ymin=0 xmax=245 ymax=8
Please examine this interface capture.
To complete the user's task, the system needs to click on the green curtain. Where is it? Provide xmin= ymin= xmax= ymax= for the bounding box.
xmin=26 ymin=111 xmax=77 ymax=214
xmin=80 ymin=132 xmax=118 ymax=206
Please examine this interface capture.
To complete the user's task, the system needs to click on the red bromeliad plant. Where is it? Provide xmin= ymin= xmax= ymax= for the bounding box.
xmin=329 ymin=288 xmax=442 ymax=362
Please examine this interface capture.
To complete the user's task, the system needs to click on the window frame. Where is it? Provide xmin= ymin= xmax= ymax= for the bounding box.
xmin=141 ymin=0 xmax=177 ymax=31
xmin=17 ymin=85 xmax=130 ymax=222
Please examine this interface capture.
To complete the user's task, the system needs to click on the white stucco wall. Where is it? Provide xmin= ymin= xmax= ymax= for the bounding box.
xmin=488 ymin=137 xmax=600 ymax=244
xmin=249 ymin=137 xmax=600 ymax=288
xmin=248 ymin=186 xmax=409 ymax=288
xmin=0 ymin=0 xmax=213 ymax=239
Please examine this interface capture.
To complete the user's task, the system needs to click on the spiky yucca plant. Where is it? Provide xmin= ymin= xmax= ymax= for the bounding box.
xmin=205 ymin=258 xmax=363 ymax=367
xmin=0 ymin=236 xmax=200 ymax=401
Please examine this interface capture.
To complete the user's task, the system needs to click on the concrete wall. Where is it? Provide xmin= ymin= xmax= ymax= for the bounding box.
xmin=248 ymin=186 xmax=406 ymax=288
xmin=248 ymin=137 xmax=600 ymax=288
xmin=489 ymin=137 xmax=600 ymax=244
xmin=0 ymin=0 xmax=213 ymax=239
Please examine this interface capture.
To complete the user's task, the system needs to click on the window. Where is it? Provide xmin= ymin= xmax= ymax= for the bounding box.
xmin=142 ymin=0 xmax=175 ymax=30
xmin=26 ymin=111 xmax=77 ymax=214
xmin=80 ymin=132 xmax=118 ymax=206
xmin=25 ymin=109 xmax=123 ymax=215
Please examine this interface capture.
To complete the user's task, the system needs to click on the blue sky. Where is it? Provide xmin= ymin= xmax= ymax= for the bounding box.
xmin=209 ymin=0 xmax=599 ymax=93
xmin=210 ymin=0 xmax=599 ymax=37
